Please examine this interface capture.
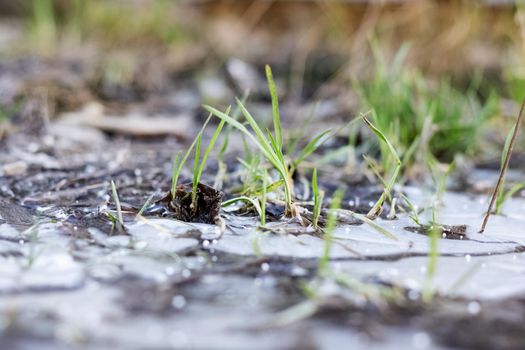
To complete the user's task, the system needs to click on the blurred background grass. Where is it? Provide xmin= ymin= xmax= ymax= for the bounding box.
xmin=0 ymin=1 xmax=522 ymax=80
xmin=1 ymin=0 xmax=525 ymax=162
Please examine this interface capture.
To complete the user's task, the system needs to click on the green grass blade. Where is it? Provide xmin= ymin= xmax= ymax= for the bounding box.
xmin=496 ymin=127 xmax=514 ymax=212
xmin=363 ymin=116 xmax=401 ymax=164
xmin=363 ymin=116 xmax=402 ymax=219
xmin=204 ymin=104 xmax=276 ymax=166
xmin=348 ymin=211 xmax=398 ymax=241
xmin=292 ymin=130 xmax=333 ymax=170
xmin=319 ymin=189 xmax=344 ymax=274
xmin=312 ymin=168 xmax=323 ymax=229
xmin=110 ymin=180 xmax=124 ymax=229
xmin=266 ymin=128 xmax=285 ymax=163
xmin=205 ymin=102 xmax=292 ymax=211
xmin=137 ymin=192 xmax=156 ymax=217
xmin=398 ymin=192 xmax=420 ymax=225
xmin=171 ymin=152 xmax=182 ymax=194
xmin=192 ymin=108 xmax=227 ymax=208
xmin=222 ymin=196 xmax=263 ymax=219
xmin=171 ymin=113 xmax=213 ymax=193
xmin=191 ymin=131 xmax=203 ymax=203
xmin=197 ymin=119 xmax=226 ymax=184
xmin=266 ymin=64 xmax=282 ymax=150
xmin=261 ymin=169 xmax=267 ymax=225
xmin=423 ymin=215 xmax=441 ymax=302
xmin=235 ymin=98 xmax=282 ymax=167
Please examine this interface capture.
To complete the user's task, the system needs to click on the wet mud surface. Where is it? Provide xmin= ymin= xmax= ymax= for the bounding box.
xmin=2 ymin=129 xmax=525 ymax=350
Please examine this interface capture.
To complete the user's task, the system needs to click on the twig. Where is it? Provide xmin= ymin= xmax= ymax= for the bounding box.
xmin=479 ymin=96 xmax=525 ymax=233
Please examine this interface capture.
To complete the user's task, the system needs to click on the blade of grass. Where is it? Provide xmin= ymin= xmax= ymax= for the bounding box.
xmin=500 ymin=182 xmax=525 ymax=213
xmin=312 ymin=168 xmax=323 ymax=230
xmin=204 ymin=103 xmax=294 ymax=215
xmin=191 ymin=130 xmax=203 ymax=208
xmin=110 ymin=180 xmax=124 ymax=231
xmin=423 ymin=207 xmax=441 ymax=302
xmin=261 ymin=169 xmax=267 ymax=225
xmin=222 ymin=196 xmax=263 ymax=219
xmin=291 ymin=130 xmax=333 ymax=172
xmin=137 ymin=192 xmax=156 ymax=217
xmin=192 ymin=115 xmax=227 ymax=209
xmin=495 ymin=127 xmax=516 ymax=214
xmin=344 ymin=210 xmax=399 ymax=241
xmin=319 ymin=189 xmax=344 ymax=274
xmin=171 ymin=152 xmax=182 ymax=195
xmin=266 ymin=64 xmax=282 ymax=150
xmin=479 ymin=96 xmax=525 ymax=233
xmin=171 ymin=113 xmax=213 ymax=195
xmin=204 ymin=105 xmax=277 ymax=168
xmin=363 ymin=116 xmax=401 ymax=164
xmin=398 ymin=192 xmax=421 ymax=225
xmin=363 ymin=116 xmax=401 ymax=219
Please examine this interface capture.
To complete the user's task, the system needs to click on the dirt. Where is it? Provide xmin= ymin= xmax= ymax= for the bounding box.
xmin=152 ymin=182 xmax=224 ymax=225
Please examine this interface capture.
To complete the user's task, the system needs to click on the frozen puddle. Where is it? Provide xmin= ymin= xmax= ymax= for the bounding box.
xmin=0 ymin=190 xmax=524 ymax=349
xmin=333 ymin=252 xmax=525 ymax=300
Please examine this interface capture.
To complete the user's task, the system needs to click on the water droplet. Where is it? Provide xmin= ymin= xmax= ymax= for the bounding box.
xmin=202 ymin=240 xmax=210 ymax=248
xmin=468 ymin=301 xmax=481 ymax=315
xmin=182 ymin=269 xmax=191 ymax=278
xmin=261 ymin=262 xmax=270 ymax=272
xmin=172 ymin=295 xmax=186 ymax=309
xmin=465 ymin=254 xmax=471 ymax=263
xmin=408 ymin=290 xmax=420 ymax=301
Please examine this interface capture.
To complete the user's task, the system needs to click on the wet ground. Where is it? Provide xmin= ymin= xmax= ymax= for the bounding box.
xmin=1 ymin=55 xmax=525 ymax=350
xmin=2 ymin=122 xmax=525 ymax=350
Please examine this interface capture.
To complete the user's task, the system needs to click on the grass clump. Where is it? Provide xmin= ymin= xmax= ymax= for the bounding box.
xmin=171 ymin=114 xmax=213 ymax=196
xmin=171 ymin=111 xmax=226 ymax=214
xmin=27 ymin=0 xmax=188 ymax=50
xmin=205 ymin=65 xmax=332 ymax=218
xmin=354 ymin=44 xmax=498 ymax=166
xmin=28 ymin=0 xmax=57 ymax=55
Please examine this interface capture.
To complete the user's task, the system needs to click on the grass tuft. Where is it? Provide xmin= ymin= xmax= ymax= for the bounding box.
xmin=362 ymin=116 xmax=401 ymax=220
